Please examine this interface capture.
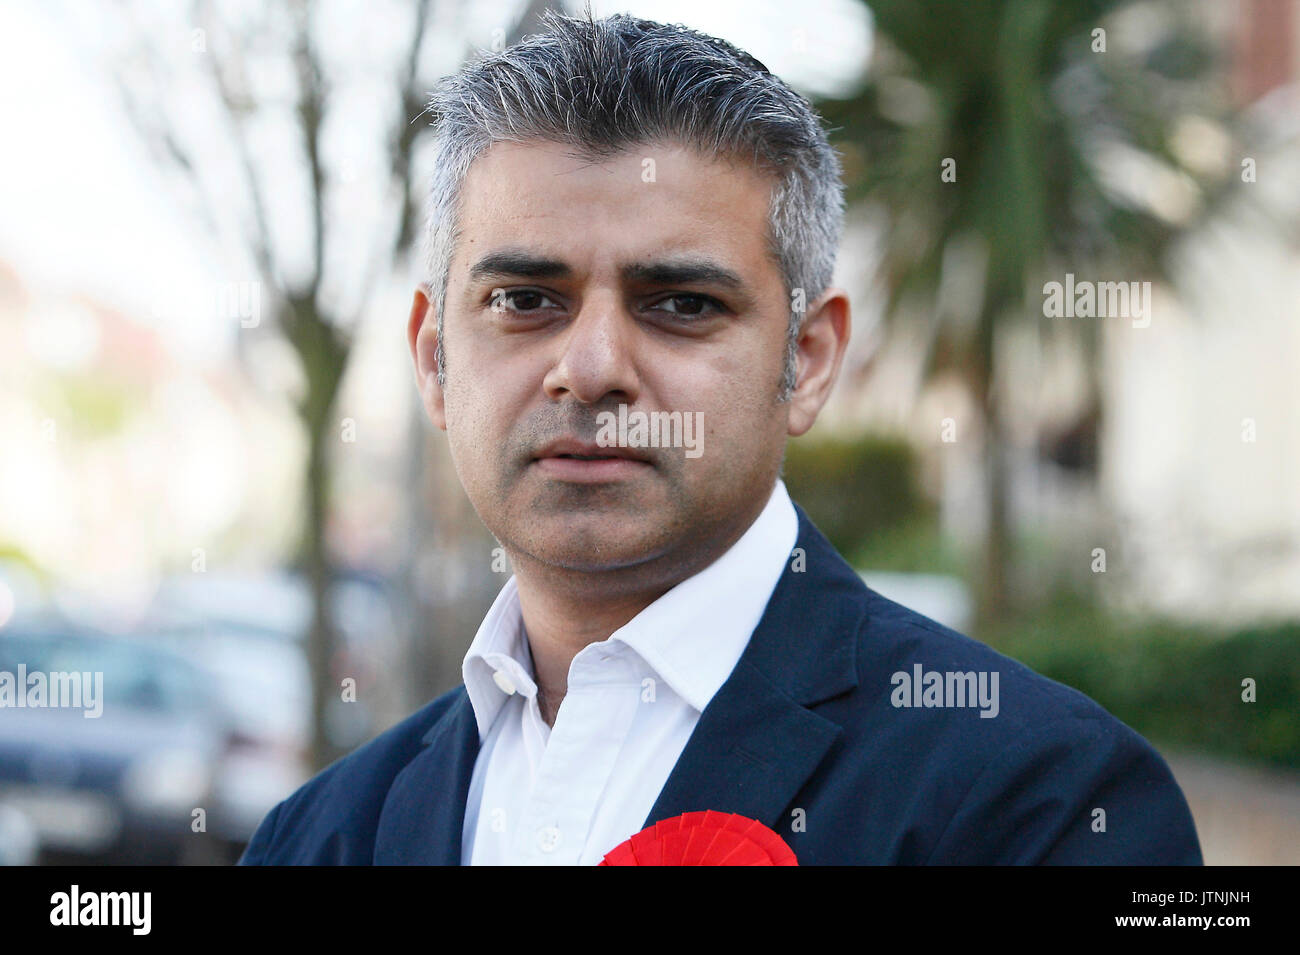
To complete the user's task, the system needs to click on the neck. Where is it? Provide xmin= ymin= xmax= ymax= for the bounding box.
xmin=515 ymin=574 xmax=664 ymax=725
xmin=508 ymin=484 xmax=777 ymax=726
xmin=510 ymin=512 xmax=760 ymax=726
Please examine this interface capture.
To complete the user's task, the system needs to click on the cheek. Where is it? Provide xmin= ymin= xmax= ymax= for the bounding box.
xmin=441 ymin=361 xmax=532 ymax=473
xmin=668 ymin=343 xmax=783 ymax=462
xmin=441 ymin=377 xmax=494 ymax=484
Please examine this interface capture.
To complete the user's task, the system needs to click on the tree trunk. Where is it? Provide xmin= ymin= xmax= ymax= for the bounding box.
xmin=285 ymin=297 xmax=349 ymax=773
xmin=973 ymin=297 xmax=1013 ymax=632
xmin=981 ymin=394 xmax=1012 ymax=628
xmin=302 ymin=405 xmax=343 ymax=772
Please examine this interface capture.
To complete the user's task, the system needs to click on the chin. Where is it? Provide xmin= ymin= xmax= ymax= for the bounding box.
xmin=516 ymin=514 xmax=678 ymax=573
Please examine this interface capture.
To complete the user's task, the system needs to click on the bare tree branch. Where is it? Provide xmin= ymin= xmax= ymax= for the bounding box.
xmin=196 ymin=0 xmax=278 ymax=291
xmin=291 ymin=1 xmax=327 ymax=306
xmin=392 ymin=0 xmax=433 ymax=253
xmin=351 ymin=0 xmax=434 ymax=320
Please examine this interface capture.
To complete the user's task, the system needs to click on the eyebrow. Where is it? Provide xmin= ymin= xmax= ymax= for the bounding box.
xmin=467 ymin=249 xmax=750 ymax=293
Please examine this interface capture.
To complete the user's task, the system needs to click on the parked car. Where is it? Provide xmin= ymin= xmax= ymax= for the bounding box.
xmin=0 ymin=621 xmax=232 ymax=864
xmin=141 ymin=618 xmax=312 ymax=851
xmin=138 ymin=568 xmax=399 ymax=856
xmin=0 ymin=568 xmax=401 ymax=864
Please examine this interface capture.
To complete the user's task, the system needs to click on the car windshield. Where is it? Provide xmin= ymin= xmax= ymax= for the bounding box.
xmin=0 ymin=634 xmax=202 ymax=715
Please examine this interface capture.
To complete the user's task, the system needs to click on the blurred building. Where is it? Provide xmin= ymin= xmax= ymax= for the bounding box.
xmin=1102 ymin=0 xmax=1300 ymax=623
xmin=0 ymin=260 xmax=302 ymax=622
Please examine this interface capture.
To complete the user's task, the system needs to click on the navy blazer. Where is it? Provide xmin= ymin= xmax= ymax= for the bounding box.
xmin=239 ymin=504 xmax=1202 ymax=865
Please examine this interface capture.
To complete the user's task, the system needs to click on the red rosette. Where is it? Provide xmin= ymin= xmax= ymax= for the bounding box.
xmin=598 ymin=811 xmax=797 ymax=865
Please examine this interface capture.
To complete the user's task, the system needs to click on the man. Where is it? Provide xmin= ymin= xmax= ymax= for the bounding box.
xmin=240 ymin=10 xmax=1201 ymax=865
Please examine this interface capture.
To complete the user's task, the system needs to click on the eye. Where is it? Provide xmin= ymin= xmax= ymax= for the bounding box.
xmin=489 ymin=288 xmax=562 ymax=314
xmin=651 ymin=294 xmax=725 ymax=319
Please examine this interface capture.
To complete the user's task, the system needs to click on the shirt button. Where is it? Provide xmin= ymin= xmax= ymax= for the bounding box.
xmin=536 ymin=826 xmax=561 ymax=853
xmin=492 ymin=669 xmax=517 ymax=695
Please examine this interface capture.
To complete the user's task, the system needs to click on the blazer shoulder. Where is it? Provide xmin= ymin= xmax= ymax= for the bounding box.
xmin=238 ymin=684 xmax=467 ymax=865
xmin=853 ymin=586 xmax=1137 ymax=736
xmin=833 ymin=587 xmax=1200 ymax=863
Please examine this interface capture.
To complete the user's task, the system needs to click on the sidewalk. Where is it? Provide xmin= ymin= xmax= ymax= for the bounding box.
xmin=1164 ymin=749 xmax=1300 ymax=865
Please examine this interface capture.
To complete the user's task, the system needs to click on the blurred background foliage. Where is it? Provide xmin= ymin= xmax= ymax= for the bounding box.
xmin=782 ymin=434 xmax=928 ymax=559
xmin=818 ymin=0 xmax=1237 ymax=625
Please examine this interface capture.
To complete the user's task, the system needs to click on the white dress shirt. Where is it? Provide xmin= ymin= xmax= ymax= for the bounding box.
xmin=459 ymin=478 xmax=799 ymax=865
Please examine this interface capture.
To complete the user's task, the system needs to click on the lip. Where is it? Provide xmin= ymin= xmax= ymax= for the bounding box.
xmin=530 ymin=437 xmax=652 ymax=483
xmin=532 ymin=438 xmax=649 ymax=462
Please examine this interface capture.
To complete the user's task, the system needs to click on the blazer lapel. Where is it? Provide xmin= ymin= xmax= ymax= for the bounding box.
xmin=643 ymin=504 xmax=863 ymax=834
xmin=373 ymin=688 xmax=479 ymax=865
xmin=642 ymin=658 xmax=844 ymax=830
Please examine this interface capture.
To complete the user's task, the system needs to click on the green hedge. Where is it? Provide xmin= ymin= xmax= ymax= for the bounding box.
xmin=987 ymin=595 xmax=1300 ymax=771
xmin=782 ymin=433 xmax=928 ymax=559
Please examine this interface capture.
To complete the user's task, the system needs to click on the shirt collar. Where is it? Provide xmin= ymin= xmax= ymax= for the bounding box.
xmin=461 ymin=478 xmax=798 ymax=738
xmin=461 ymin=576 xmax=537 ymax=741
xmin=602 ymin=478 xmax=797 ymax=711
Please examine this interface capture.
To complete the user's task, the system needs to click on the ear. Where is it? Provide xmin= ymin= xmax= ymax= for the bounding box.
xmin=407 ymin=284 xmax=447 ymax=431
xmin=786 ymin=286 xmax=851 ymax=438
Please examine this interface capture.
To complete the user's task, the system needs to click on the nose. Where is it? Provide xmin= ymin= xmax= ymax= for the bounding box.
xmin=542 ymin=291 xmax=641 ymax=405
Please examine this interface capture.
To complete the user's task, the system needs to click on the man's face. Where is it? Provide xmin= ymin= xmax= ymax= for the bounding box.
xmin=408 ymin=139 xmax=844 ymax=583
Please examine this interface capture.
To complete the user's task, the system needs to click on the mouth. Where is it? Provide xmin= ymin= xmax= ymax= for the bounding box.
xmin=531 ymin=438 xmax=651 ymax=482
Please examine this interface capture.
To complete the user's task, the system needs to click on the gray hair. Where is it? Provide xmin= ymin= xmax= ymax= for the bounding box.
xmin=421 ymin=8 xmax=845 ymax=399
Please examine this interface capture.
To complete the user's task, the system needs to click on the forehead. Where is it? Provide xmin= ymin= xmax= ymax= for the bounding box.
xmin=452 ymin=139 xmax=779 ymax=282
